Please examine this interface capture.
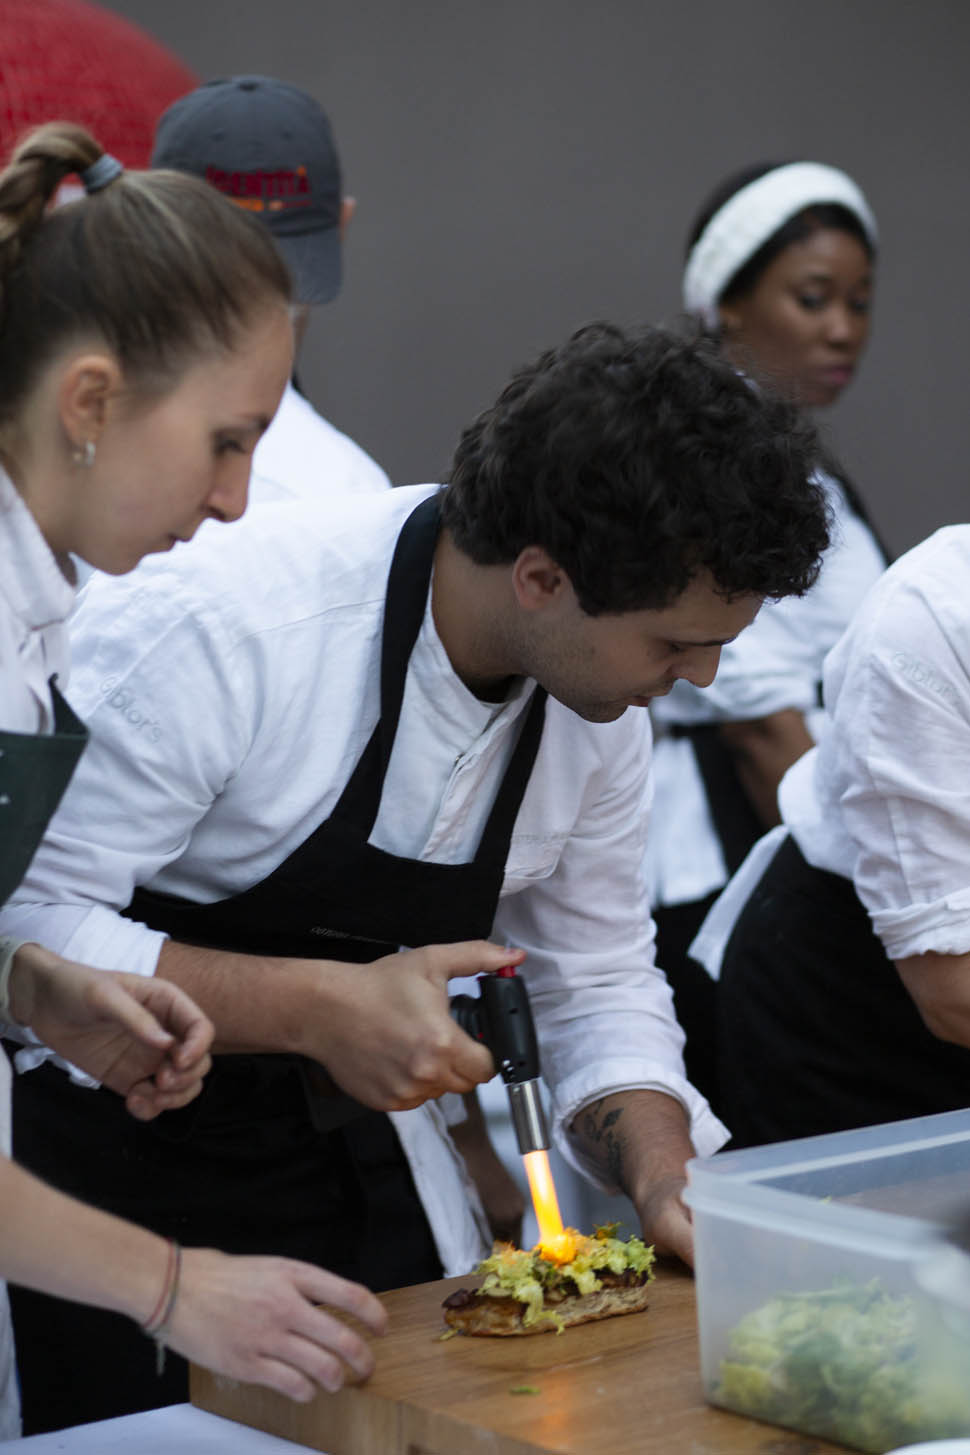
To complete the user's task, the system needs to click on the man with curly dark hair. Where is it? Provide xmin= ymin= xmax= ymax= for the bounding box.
xmin=2 ymin=322 xmax=826 ymax=1425
xmin=444 ymin=319 xmax=825 ymax=615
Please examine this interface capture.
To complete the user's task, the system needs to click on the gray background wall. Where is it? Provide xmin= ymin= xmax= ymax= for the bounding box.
xmin=104 ymin=0 xmax=968 ymax=556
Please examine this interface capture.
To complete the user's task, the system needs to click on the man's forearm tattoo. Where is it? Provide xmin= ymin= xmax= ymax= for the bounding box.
xmin=579 ymin=1098 xmax=625 ymax=1189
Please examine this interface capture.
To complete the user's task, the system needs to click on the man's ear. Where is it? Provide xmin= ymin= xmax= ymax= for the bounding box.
xmin=57 ymin=351 xmax=123 ymax=452
xmin=339 ymin=196 xmax=357 ymax=238
xmin=511 ymin=546 xmax=570 ymax=612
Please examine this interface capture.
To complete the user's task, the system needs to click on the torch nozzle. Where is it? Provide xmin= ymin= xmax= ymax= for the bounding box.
xmin=508 ymin=1077 xmax=549 ymax=1154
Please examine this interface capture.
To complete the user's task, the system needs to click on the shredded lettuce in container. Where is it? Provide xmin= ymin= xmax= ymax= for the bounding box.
xmin=716 ymin=1279 xmax=970 ymax=1452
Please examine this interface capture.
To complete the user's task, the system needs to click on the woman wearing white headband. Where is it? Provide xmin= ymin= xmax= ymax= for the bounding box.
xmin=645 ymin=160 xmax=888 ymax=1115
xmin=682 ymin=159 xmax=879 ymax=403
xmin=0 ymin=122 xmax=385 ymax=1436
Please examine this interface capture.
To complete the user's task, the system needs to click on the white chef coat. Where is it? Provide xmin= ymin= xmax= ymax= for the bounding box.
xmin=693 ymin=526 xmax=970 ymax=979
xmin=0 ymin=464 xmax=77 ymax=1441
xmin=645 ymin=472 xmax=885 ymax=908
xmin=0 ymin=468 xmax=74 ymax=734
xmin=2 ymin=483 xmax=727 ymax=1277
xmin=249 ymin=382 xmax=390 ymax=503
xmin=779 ymin=525 xmax=970 ymax=961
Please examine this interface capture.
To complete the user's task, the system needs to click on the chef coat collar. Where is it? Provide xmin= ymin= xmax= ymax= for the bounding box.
xmin=419 ymin=561 xmax=537 ymax=734
xmin=0 ymin=467 xmax=76 ymax=638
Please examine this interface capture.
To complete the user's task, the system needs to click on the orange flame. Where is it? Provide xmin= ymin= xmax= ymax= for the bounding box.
xmin=523 ymin=1149 xmax=579 ymax=1264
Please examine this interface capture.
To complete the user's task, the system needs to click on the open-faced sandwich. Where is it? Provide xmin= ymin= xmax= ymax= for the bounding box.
xmin=442 ymin=1225 xmax=655 ymax=1337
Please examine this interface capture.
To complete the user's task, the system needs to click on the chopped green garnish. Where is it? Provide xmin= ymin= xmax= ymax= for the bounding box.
xmin=474 ymin=1227 xmax=654 ymax=1329
xmin=509 ymin=1385 xmax=541 ymax=1395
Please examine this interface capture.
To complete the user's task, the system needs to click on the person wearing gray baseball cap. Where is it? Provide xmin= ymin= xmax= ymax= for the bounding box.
xmin=153 ymin=74 xmax=390 ymax=500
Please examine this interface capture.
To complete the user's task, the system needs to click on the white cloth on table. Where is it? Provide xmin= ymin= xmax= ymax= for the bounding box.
xmin=0 ymin=1402 xmax=314 ymax=1452
xmin=2 ymin=483 xmax=727 ymax=1276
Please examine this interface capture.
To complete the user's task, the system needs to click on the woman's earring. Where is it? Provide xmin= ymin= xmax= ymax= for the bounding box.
xmin=73 ymin=440 xmax=96 ymax=468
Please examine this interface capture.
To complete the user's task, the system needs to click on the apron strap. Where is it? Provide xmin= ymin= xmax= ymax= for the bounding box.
xmin=688 ymin=723 xmax=764 ymax=878
xmin=0 ymin=678 xmax=88 ymax=910
xmin=49 ymin=676 xmax=89 ymax=736
xmin=379 ymin=494 xmax=445 ymax=767
xmin=826 ymin=464 xmax=893 ymax=567
xmin=330 ymin=495 xmax=442 ymax=837
xmin=474 ymin=685 xmax=547 ymax=866
xmin=330 ymin=492 xmax=548 ymax=870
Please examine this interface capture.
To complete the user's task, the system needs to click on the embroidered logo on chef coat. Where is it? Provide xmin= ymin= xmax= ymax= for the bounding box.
xmin=890 ymin=652 xmax=959 ymax=710
xmin=98 ymin=679 xmax=162 ymax=741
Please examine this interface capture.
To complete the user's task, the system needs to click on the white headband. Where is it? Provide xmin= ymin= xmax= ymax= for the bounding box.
xmin=682 ymin=162 xmax=878 ymax=328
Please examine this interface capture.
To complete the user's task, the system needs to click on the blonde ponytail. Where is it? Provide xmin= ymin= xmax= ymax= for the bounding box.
xmin=0 ymin=120 xmax=290 ymax=428
xmin=0 ymin=123 xmax=101 ymax=289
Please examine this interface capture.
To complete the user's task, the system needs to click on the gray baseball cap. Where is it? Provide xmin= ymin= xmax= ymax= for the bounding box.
xmin=152 ymin=74 xmax=343 ymax=304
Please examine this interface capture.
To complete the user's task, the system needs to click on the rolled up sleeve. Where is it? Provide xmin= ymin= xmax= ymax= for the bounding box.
xmin=839 ymin=609 xmax=970 ymax=961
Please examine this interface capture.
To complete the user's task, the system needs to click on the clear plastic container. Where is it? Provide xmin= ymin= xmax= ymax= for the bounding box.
xmin=685 ymin=1109 xmax=970 ymax=1453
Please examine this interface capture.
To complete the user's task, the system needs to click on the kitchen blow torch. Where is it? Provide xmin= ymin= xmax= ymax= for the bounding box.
xmin=450 ymin=965 xmax=550 ymax=1155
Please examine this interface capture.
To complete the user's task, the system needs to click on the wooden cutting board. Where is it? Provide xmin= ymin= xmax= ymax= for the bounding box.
xmin=191 ymin=1263 xmax=850 ymax=1455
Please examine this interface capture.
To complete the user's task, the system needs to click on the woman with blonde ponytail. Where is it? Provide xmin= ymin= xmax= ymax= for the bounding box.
xmin=0 ymin=122 xmax=385 ymax=1437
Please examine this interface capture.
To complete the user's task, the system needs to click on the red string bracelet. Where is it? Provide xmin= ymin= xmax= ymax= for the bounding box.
xmin=142 ymin=1237 xmax=182 ymax=1373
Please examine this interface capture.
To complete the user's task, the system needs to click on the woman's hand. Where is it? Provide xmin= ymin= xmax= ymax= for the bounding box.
xmin=8 ymin=943 xmax=213 ymax=1118
xmin=166 ymin=1250 xmax=388 ymax=1400
xmin=0 ymin=1157 xmax=385 ymax=1402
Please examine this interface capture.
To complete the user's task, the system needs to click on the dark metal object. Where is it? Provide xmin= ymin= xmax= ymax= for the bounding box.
xmin=450 ymin=968 xmax=550 ymax=1154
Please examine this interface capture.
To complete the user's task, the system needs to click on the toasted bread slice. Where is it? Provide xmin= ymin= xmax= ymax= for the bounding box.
xmin=443 ymin=1273 xmax=651 ymax=1336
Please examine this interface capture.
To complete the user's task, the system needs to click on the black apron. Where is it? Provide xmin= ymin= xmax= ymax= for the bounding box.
xmin=717 ymin=834 xmax=970 ymax=1149
xmin=0 ymin=680 xmax=87 ymax=908
xmin=10 ymin=493 xmax=548 ymax=1433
